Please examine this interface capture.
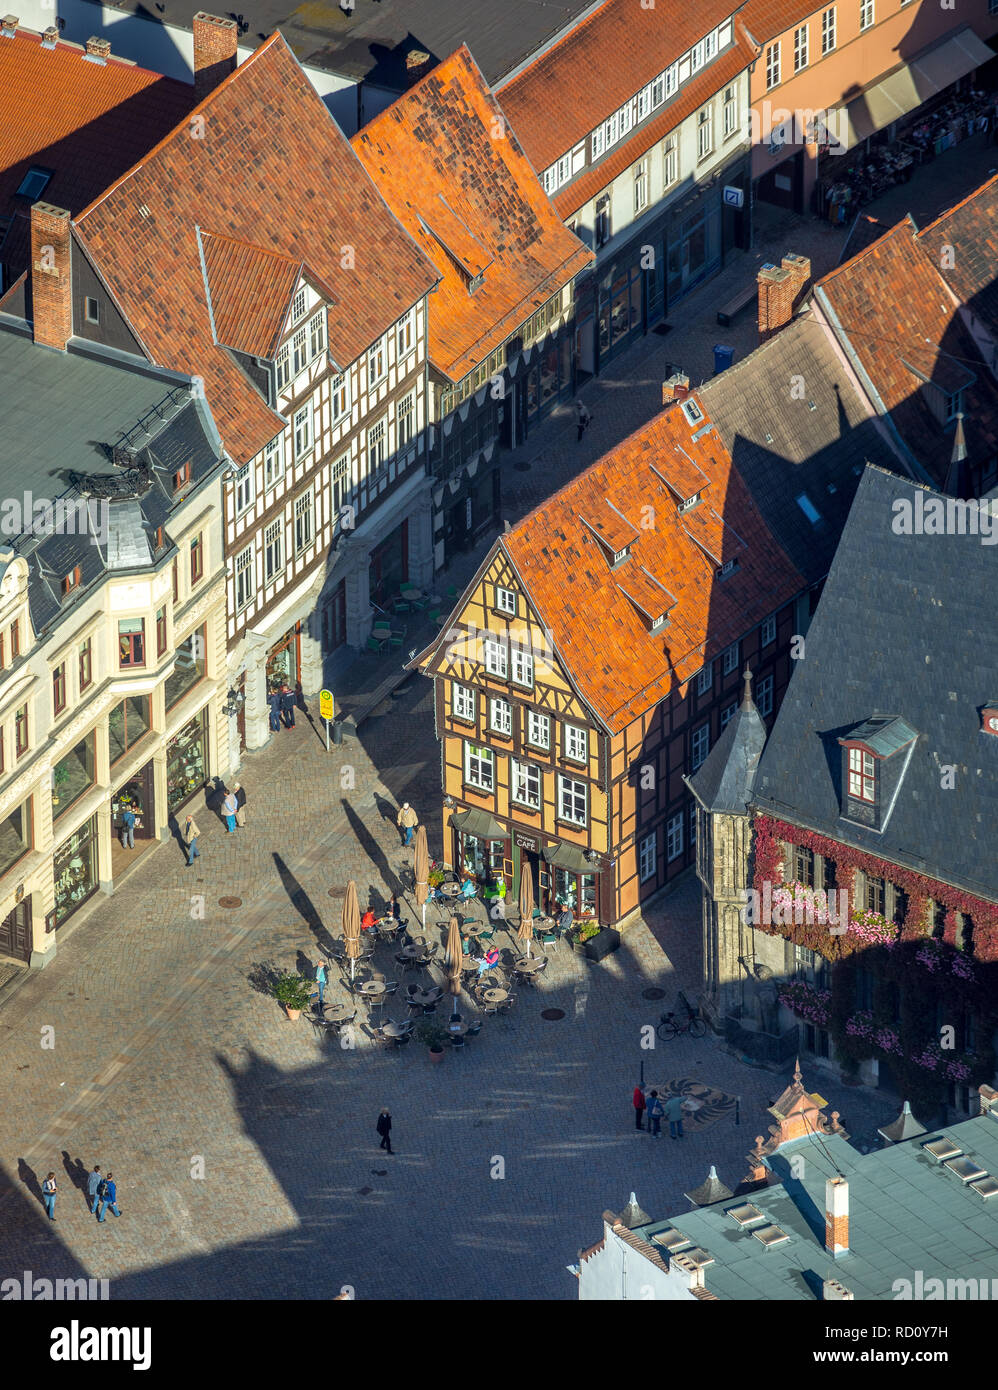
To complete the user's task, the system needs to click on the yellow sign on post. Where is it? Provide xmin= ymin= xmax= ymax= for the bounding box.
xmin=319 ymin=689 xmax=334 ymax=721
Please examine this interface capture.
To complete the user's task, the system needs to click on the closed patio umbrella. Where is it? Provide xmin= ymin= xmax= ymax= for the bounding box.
xmin=518 ymin=889 xmax=534 ymax=960
xmin=342 ymin=878 xmax=361 ymax=981
xmin=414 ymin=824 xmax=430 ymax=926
xmin=445 ymin=914 xmax=463 ymax=1023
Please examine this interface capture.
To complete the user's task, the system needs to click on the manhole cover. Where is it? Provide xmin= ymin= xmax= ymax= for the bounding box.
xmin=328 ymin=887 xmax=345 ymax=899
xmin=218 ymin=896 xmax=242 ymax=909
xmin=357 ymin=1186 xmax=373 ymax=1196
xmin=541 ymin=1008 xmax=566 ymax=1021
xmin=642 ymin=987 xmax=666 ymax=1000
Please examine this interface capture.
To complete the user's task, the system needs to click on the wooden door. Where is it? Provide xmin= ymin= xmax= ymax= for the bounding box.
xmin=0 ymin=896 xmax=31 ymax=962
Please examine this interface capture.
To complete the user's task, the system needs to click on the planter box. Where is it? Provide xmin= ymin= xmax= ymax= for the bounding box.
xmin=584 ymin=927 xmax=621 ymax=962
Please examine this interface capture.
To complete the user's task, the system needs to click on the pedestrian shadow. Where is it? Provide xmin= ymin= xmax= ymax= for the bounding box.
xmin=17 ymin=1157 xmax=41 ymax=1202
xmin=372 ymin=792 xmax=398 ymax=829
xmin=167 ymin=815 xmax=195 ymax=864
xmin=60 ymin=1151 xmax=89 ymax=1194
xmin=273 ymin=852 xmax=334 ymax=953
xmin=340 ymin=798 xmax=401 ymax=907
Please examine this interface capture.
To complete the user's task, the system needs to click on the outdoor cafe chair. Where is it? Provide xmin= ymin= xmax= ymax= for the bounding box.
xmin=366 ymin=634 xmax=387 ymax=654
xmin=466 ymin=1021 xmax=483 ymax=1037
xmin=499 ymin=994 xmax=518 ymax=1014
xmin=449 ymin=1033 xmax=466 ymax=1051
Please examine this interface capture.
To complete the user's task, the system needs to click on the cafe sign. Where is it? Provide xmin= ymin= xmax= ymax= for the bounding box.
xmin=514 ymin=831 xmax=539 ymax=853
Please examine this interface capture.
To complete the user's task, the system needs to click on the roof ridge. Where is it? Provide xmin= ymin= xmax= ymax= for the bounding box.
xmin=915 ymin=170 xmax=998 ymax=240
xmin=814 ymin=215 xmax=919 ymax=289
xmin=199 ymin=228 xmax=303 ymax=268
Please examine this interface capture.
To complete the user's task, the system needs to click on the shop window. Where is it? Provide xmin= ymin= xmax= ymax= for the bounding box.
xmin=0 ymin=800 xmax=31 ymax=877
xmin=79 ymin=637 xmax=92 ymax=691
xmin=51 ymin=731 xmax=96 ymax=818
xmin=51 ymin=815 xmax=98 ymax=928
xmin=108 ymin=695 xmax=152 ymax=765
xmin=166 ymin=709 xmax=209 ymax=813
xmin=165 ymin=625 xmax=207 ymax=710
xmin=52 ymin=662 xmax=66 ymax=716
xmin=118 ymin=617 xmax=145 ymax=668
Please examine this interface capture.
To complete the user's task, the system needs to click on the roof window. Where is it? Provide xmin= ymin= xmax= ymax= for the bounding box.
xmin=16 ymin=166 xmax=53 ymax=201
xmin=681 ymin=398 xmax=704 ymax=427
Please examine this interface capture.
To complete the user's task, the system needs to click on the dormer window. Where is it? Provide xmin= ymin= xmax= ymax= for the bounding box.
xmin=717 ymin=558 xmax=738 ymax=578
xmin=612 ymin=546 xmax=630 ymax=566
xmin=61 ymin=566 xmax=81 ymax=596
xmin=946 ymin=390 xmax=964 ymax=422
xmin=651 ymin=614 xmax=667 ymax=632
xmin=848 ymin=748 xmax=876 ymax=802
xmin=468 ymin=273 xmax=484 ymax=294
xmin=677 ymin=492 xmax=701 ymax=513
xmin=173 ymin=460 xmax=192 ymax=492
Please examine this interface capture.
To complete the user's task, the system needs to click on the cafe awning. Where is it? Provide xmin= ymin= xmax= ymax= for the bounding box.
xmin=842 ymin=27 xmax=994 ymax=148
xmin=450 ymin=807 xmax=507 ymax=840
xmin=542 ymin=841 xmax=593 ymax=875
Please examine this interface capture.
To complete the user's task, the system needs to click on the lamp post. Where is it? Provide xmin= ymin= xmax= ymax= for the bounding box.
xmin=222 ymin=687 xmax=245 ymax=718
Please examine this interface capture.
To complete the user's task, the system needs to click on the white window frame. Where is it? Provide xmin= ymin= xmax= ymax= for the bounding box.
xmin=368 ymin=335 xmax=387 ymax=388
xmin=691 ymin=722 xmax=710 ymax=771
xmin=723 ymin=85 xmax=738 ymax=138
xmin=634 ymin=160 xmax=649 ymax=214
xmin=330 ymin=372 xmax=350 ymax=425
xmin=264 ymin=517 xmax=284 ymax=582
xmin=397 ymin=390 xmax=415 ymax=451
xmin=294 ymin=490 xmax=314 ymax=556
xmin=565 ymin=724 xmax=588 ymax=764
xmin=465 ymin=742 xmax=495 ymax=792
xmin=822 ymin=6 xmax=836 ymax=52
xmin=697 ymin=661 xmax=713 ymax=696
xmin=511 ymin=759 xmax=541 ymax=810
xmin=639 ymin=832 xmax=656 ymax=883
xmin=294 ymin=403 xmax=313 ymax=461
xmin=571 ymin=140 xmax=586 ymax=173
xmin=859 ymin=0 xmax=874 ymax=31
xmin=234 ymin=545 xmax=254 ymax=611
xmin=453 ymin=683 xmax=475 ymax=722
xmin=527 ymin=710 xmax=550 ymax=750
xmin=756 ymin=674 xmax=774 ymax=719
xmin=697 ymin=105 xmax=713 ymax=160
xmin=766 ymin=42 xmax=781 ymax=90
xmin=483 ymin=636 xmax=508 ymax=678
xmin=490 ymin=697 xmax=513 ymax=736
xmin=275 ymin=344 xmax=290 ymax=392
xmin=367 ymin=416 xmax=387 ymax=477
xmin=558 ymin=774 xmax=587 ymax=826
xmin=761 ymin=613 xmax=777 ymax=646
xmin=292 ymin=325 xmax=309 ymax=377
xmin=396 ymin=309 xmax=415 ymax=361
xmin=292 ymin=287 xmax=307 ymax=323
xmin=264 ymin=435 xmax=283 ymax=489
xmin=794 ymin=24 xmax=809 ymax=71
xmin=511 ymin=642 xmax=534 ymax=689
xmin=331 ymin=452 xmax=352 ymax=514
xmin=667 ymin=812 xmax=684 ymax=862
xmin=663 ymin=135 xmax=679 ymax=189
xmin=233 ymin=462 xmax=254 ymax=517
xmin=495 ymin=586 xmax=516 ymax=615
xmin=309 ymin=310 xmax=325 ymax=362
xmin=722 ymin=641 xmax=739 ymax=675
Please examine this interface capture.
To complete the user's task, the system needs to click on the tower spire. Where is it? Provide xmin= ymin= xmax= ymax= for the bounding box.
xmin=740 ymin=667 xmax=755 ymax=711
xmin=944 ymin=412 xmax=967 ymax=496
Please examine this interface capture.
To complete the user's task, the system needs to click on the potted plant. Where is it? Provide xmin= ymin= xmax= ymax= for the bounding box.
xmin=272 ymin=971 xmax=313 ymax=1021
xmin=414 ymin=1018 xmax=449 ymax=1061
xmin=52 ymin=764 xmax=70 ymax=806
xmin=428 ymin=866 xmax=445 ymax=890
xmin=570 ymin=919 xmax=600 ymax=952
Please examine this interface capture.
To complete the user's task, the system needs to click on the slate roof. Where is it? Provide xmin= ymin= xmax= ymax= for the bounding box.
xmin=501 ymin=396 xmax=805 ymax=735
xmin=495 ymin=0 xmax=744 ymax=173
xmin=0 ymin=22 xmax=192 ymax=280
xmin=686 ymin=676 xmax=767 ymax=814
xmin=752 ymin=463 xmax=998 ymax=906
xmin=634 ymin=1113 xmax=998 ymax=1300
xmin=814 ymin=217 xmax=998 ymax=488
xmin=699 ymin=317 xmax=904 ymax=586
xmin=0 ymin=321 xmax=220 ymax=636
xmin=917 ymin=173 xmax=998 ymax=339
xmin=73 ymin=34 xmax=438 ymax=466
xmin=351 ymin=46 xmax=593 ymax=383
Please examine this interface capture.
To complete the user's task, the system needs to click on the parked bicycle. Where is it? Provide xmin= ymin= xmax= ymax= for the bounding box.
xmin=657 ymin=1010 xmax=707 ymax=1041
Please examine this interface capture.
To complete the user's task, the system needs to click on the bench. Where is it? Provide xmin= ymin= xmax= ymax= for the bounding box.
xmin=716 ymin=283 xmax=756 ymax=327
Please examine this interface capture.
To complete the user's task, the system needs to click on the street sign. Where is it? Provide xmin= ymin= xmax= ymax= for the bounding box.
xmin=723 ymin=185 xmax=745 ymax=208
xmin=319 ymin=689 xmax=334 ymax=720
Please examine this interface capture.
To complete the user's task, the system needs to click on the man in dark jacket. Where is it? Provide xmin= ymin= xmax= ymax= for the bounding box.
xmin=376 ymin=1108 xmax=393 ymax=1155
xmin=279 ymin=682 xmax=296 ymax=729
xmin=267 ymin=688 xmax=282 ymax=733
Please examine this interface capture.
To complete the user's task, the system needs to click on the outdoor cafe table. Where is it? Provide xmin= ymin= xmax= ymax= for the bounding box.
xmin=483 ymin=987 xmax=508 ymax=1003
xmin=358 ymin=980 xmax=386 ymax=997
xmin=323 ymin=1002 xmax=354 ymax=1022
xmin=397 ymin=944 xmax=427 ymax=960
xmin=446 ymin=1019 xmax=470 ymax=1036
xmin=408 ymin=987 xmax=442 ymax=1007
xmin=462 ymin=923 xmax=487 ymax=940
xmin=381 ymin=1020 xmax=413 ymax=1038
xmin=512 ymin=957 xmax=545 ymax=976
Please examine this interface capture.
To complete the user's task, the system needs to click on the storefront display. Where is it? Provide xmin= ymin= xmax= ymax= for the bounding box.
xmin=166 ymin=709 xmax=209 ymax=814
xmin=266 ymin=624 xmax=300 ymax=694
xmin=51 ymin=816 xmax=98 ymax=928
xmin=548 ymin=866 xmax=598 ymax=918
xmin=460 ymin=833 xmax=506 ymax=883
xmin=112 ymin=763 xmax=153 ymax=840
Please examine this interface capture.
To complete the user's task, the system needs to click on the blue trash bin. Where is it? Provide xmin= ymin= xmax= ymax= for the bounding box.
xmin=713 ymin=344 xmax=735 ymax=374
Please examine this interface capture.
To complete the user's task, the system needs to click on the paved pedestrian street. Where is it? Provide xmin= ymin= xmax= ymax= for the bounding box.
xmin=0 ymin=678 xmax=895 ymax=1301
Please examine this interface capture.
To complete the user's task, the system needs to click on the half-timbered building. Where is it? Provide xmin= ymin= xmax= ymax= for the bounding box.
xmin=413 ymin=391 xmax=806 ymax=928
xmin=68 ymin=18 xmax=440 ymax=752
xmin=352 ymin=46 xmax=593 ymax=566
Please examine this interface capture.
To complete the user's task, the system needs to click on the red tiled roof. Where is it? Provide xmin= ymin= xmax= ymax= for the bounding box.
xmin=496 ymin=0 xmax=743 ymax=172
xmin=501 ymin=399 xmax=804 ymax=733
xmin=0 ymin=24 xmax=193 ymax=278
xmin=916 ymin=173 xmax=998 ymax=337
xmin=200 ymin=231 xmax=303 ymax=358
xmin=739 ymin=0 xmax=824 ymax=43
xmin=815 ymin=216 xmax=998 ymax=484
xmin=553 ymin=36 xmax=754 ymax=219
xmin=352 ymin=46 xmax=593 ymax=382
xmin=74 ymin=34 xmax=438 ymax=465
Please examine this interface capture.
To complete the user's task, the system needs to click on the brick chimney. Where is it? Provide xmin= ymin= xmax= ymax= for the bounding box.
xmin=193 ymin=12 xmax=237 ymax=100
xmin=405 ymin=48 xmax=432 ymax=81
xmin=84 ymin=36 xmax=111 ymax=63
xmin=825 ymin=1176 xmax=849 ymax=1258
xmin=662 ymin=372 xmax=690 ymax=405
xmin=31 ymin=203 xmax=74 ymax=352
xmin=0 ymin=15 xmax=18 ymax=39
xmin=758 ymin=253 xmax=811 ymax=340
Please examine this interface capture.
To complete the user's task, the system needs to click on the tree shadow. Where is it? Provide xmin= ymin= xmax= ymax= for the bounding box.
xmin=246 ymin=959 xmax=283 ymax=998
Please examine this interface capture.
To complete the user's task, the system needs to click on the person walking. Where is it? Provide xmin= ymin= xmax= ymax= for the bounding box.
xmin=95 ymin=1172 xmax=121 ymax=1221
xmin=221 ymin=788 xmax=238 ymax=833
xmin=646 ymin=1091 xmax=664 ymax=1139
xmin=183 ymin=814 xmax=201 ymax=867
xmin=267 ymin=686 xmax=282 ymax=733
xmin=234 ymin=782 xmax=247 ymax=828
xmin=279 ymin=681 xmax=296 ymax=729
xmin=42 ymin=1172 xmax=57 ymax=1220
xmin=120 ymin=805 xmax=136 ymax=850
xmin=632 ymin=1083 xmax=647 ymax=1132
xmin=396 ymin=802 xmax=418 ymax=847
xmin=576 ymin=399 xmax=592 ymax=442
xmin=376 ymin=1108 xmax=393 ymax=1155
xmin=315 ymin=959 xmax=328 ymax=1008
xmin=86 ymin=1165 xmax=103 ymax=1214
xmin=664 ymin=1092 xmax=685 ymax=1140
